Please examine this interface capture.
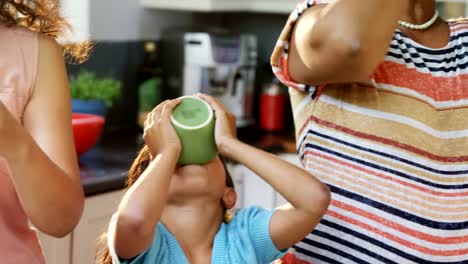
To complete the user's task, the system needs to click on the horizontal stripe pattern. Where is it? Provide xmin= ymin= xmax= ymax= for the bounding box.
xmin=271 ymin=1 xmax=468 ymax=263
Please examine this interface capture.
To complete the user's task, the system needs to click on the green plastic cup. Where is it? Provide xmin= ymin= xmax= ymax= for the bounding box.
xmin=170 ymin=96 xmax=217 ymax=165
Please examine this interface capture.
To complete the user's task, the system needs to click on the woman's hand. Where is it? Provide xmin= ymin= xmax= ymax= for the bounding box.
xmin=195 ymin=93 xmax=237 ymax=154
xmin=143 ymin=99 xmax=183 ymax=158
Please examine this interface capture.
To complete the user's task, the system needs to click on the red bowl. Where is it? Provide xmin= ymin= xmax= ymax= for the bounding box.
xmin=72 ymin=113 xmax=105 ymax=155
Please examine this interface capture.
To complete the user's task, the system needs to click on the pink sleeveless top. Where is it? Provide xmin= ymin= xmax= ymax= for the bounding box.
xmin=0 ymin=25 xmax=45 ymax=264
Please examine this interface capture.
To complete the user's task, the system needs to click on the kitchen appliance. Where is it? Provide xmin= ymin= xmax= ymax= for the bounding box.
xmin=161 ymin=31 xmax=257 ymax=127
xmin=260 ymin=79 xmax=287 ymax=132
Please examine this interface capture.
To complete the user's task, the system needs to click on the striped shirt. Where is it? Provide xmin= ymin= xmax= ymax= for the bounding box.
xmin=271 ymin=1 xmax=468 ymax=263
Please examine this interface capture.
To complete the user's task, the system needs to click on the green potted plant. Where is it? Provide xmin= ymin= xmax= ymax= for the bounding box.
xmin=70 ymin=71 xmax=122 ymax=117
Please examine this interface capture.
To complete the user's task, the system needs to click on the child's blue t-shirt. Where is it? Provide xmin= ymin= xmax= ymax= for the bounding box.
xmin=108 ymin=206 xmax=286 ymax=264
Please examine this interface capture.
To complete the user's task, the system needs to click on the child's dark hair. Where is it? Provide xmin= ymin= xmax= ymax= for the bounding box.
xmin=96 ymin=146 xmax=234 ymax=264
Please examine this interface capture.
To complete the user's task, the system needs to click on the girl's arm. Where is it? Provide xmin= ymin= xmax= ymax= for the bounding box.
xmin=288 ymin=0 xmax=408 ymax=85
xmin=1 ymin=35 xmax=84 ymax=238
xmin=198 ymin=94 xmax=330 ymax=251
xmin=112 ymin=99 xmax=182 ymax=259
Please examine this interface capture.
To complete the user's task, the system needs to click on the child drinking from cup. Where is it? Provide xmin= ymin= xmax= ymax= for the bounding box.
xmin=99 ymin=94 xmax=330 ymax=264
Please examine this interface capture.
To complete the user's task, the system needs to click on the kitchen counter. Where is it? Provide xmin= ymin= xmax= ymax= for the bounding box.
xmin=239 ymin=127 xmax=296 ymax=154
xmin=80 ymin=128 xmax=296 ymax=197
xmin=79 ymin=133 xmax=142 ymax=196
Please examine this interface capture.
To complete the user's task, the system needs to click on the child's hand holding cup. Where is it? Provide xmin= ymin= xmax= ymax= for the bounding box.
xmin=170 ymin=96 xmax=218 ymax=165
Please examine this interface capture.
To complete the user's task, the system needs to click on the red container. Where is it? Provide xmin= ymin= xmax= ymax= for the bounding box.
xmin=72 ymin=113 xmax=105 ymax=155
xmin=260 ymin=93 xmax=287 ymax=132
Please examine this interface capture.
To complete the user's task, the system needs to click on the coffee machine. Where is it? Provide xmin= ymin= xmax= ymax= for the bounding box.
xmin=161 ymin=31 xmax=257 ymax=127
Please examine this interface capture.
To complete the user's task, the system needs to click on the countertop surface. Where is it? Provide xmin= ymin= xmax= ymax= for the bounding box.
xmin=79 ymin=133 xmax=141 ymax=196
xmin=80 ymin=128 xmax=296 ymax=197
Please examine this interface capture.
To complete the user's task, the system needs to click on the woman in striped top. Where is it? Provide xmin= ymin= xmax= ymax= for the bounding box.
xmin=271 ymin=0 xmax=468 ymax=263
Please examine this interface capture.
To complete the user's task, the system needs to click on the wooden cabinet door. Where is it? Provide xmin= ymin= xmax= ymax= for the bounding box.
xmin=234 ymin=153 xmax=301 ymax=210
xmin=72 ymin=190 xmax=124 ymax=264
xmin=36 ymin=232 xmax=71 ymax=264
xmin=141 ymin=0 xmax=296 ymax=13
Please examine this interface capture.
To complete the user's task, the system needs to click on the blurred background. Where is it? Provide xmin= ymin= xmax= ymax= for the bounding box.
xmin=40 ymin=1 xmax=468 ymax=263
xmin=65 ymin=0 xmax=468 ymax=134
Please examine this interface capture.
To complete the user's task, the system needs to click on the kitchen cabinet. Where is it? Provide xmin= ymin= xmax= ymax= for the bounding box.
xmin=72 ymin=190 xmax=124 ymax=264
xmin=60 ymin=0 xmax=90 ymax=42
xmin=142 ymin=0 xmax=468 ymax=15
xmin=437 ymin=0 xmax=468 ymax=18
xmin=37 ymin=190 xmax=125 ymax=264
xmin=36 ymin=232 xmax=71 ymax=264
xmin=60 ymin=0 xmax=157 ymax=42
xmin=141 ymin=0 xmax=298 ymax=14
xmin=230 ymin=153 xmax=300 ymax=211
